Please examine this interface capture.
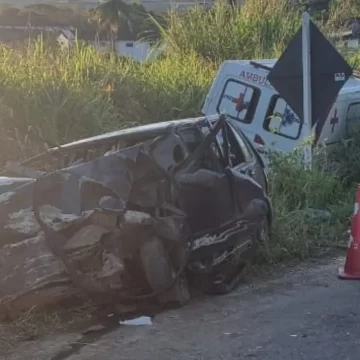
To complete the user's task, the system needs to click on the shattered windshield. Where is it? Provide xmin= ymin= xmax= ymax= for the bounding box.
xmin=198 ymin=123 xmax=226 ymax=166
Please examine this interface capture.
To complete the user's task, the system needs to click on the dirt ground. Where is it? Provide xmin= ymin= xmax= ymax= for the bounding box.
xmin=2 ymin=255 xmax=360 ymax=360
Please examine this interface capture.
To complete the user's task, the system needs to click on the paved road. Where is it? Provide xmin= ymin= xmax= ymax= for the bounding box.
xmin=5 ymin=257 xmax=360 ymax=360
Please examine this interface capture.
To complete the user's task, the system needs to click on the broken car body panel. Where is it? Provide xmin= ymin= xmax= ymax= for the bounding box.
xmin=0 ymin=115 xmax=272 ymax=311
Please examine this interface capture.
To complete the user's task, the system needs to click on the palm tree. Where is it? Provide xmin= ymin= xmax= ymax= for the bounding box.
xmin=88 ymin=0 xmax=132 ymax=52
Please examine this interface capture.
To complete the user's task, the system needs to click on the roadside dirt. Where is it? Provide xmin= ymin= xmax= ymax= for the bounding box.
xmin=0 ymin=303 xmax=96 ymax=354
xmin=3 ymin=255 xmax=359 ymax=360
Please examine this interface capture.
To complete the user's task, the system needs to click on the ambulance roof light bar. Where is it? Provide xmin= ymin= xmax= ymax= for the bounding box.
xmin=249 ymin=61 xmax=272 ymax=71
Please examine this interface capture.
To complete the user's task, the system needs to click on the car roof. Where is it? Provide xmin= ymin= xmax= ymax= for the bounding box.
xmin=51 ymin=114 xmax=221 ymax=152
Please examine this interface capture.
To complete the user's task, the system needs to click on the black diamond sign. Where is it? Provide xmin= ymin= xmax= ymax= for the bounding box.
xmin=267 ymin=18 xmax=353 ymax=126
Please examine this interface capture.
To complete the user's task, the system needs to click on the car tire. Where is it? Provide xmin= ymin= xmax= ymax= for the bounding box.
xmin=139 ymin=236 xmax=190 ymax=308
xmin=257 ymin=217 xmax=270 ymax=245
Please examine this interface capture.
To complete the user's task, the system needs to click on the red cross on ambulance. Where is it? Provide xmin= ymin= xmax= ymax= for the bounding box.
xmin=232 ymin=93 xmax=245 ymax=112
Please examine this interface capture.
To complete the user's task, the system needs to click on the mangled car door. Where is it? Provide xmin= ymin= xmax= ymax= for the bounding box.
xmin=225 ymin=123 xmax=267 ymax=191
xmin=172 ymin=117 xmax=238 ymax=234
xmin=198 ymin=118 xmax=270 ymax=222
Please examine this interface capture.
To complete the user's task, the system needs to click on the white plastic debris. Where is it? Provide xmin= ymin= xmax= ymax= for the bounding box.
xmin=119 ymin=316 xmax=153 ymax=326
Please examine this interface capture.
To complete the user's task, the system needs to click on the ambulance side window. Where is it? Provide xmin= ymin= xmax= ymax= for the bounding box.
xmin=346 ymin=102 xmax=360 ymax=137
xmin=264 ymin=96 xmax=302 ymax=140
xmin=216 ymin=80 xmax=259 ymax=124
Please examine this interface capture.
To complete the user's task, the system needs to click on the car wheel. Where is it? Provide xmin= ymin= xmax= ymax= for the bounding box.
xmin=257 ymin=217 xmax=270 ymax=245
xmin=139 ymin=236 xmax=190 ymax=308
xmin=205 ymin=238 xmax=258 ymax=295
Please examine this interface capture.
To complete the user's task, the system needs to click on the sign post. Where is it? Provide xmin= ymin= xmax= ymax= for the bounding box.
xmin=302 ymin=11 xmax=312 ymax=169
xmin=267 ymin=12 xmax=352 ymax=170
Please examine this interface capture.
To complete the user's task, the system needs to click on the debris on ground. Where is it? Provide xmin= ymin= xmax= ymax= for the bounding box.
xmin=82 ymin=324 xmax=107 ymax=335
xmin=119 ymin=316 xmax=153 ymax=326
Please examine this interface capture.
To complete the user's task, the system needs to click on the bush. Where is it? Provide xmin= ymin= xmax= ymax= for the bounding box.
xmin=265 ymin=149 xmax=353 ymax=262
xmin=319 ymin=125 xmax=360 ymax=186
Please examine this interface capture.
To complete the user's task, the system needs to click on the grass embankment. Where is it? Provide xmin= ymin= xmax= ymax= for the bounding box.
xmin=0 ymin=0 xmax=359 ymax=264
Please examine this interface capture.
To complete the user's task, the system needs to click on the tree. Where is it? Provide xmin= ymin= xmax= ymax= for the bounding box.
xmin=88 ymin=0 xmax=133 ymax=52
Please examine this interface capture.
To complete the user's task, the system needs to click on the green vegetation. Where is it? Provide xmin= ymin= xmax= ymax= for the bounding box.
xmin=161 ymin=0 xmax=302 ymax=60
xmin=0 ymin=1 xmax=162 ymax=41
xmin=265 ymin=148 xmax=354 ymax=263
xmin=88 ymin=0 xmax=162 ymax=42
xmin=0 ymin=0 xmax=359 ymax=263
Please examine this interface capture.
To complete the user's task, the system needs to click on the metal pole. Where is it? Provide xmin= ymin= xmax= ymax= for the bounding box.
xmin=302 ymin=11 xmax=312 ymax=169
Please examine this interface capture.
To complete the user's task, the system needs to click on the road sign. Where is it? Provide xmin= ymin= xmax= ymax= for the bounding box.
xmin=267 ymin=16 xmax=353 ymax=127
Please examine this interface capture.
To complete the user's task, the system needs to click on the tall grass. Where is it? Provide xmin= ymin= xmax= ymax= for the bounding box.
xmin=0 ymin=42 xmax=214 ymax=163
xmin=0 ymin=0 xmax=358 ymax=263
xmin=265 ymin=149 xmax=354 ymax=262
xmin=325 ymin=0 xmax=360 ymax=32
xmin=161 ymin=0 xmax=301 ymax=61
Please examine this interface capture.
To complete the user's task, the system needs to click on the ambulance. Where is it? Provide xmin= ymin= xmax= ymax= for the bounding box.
xmin=201 ymin=59 xmax=360 ymax=165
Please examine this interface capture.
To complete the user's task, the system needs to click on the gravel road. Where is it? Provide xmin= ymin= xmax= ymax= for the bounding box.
xmin=4 ymin=256 xmax=360 ymax=360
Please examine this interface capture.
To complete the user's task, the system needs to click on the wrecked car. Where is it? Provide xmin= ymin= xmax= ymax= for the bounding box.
xmin=0 ymin=114 xmax=272 ymax=315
